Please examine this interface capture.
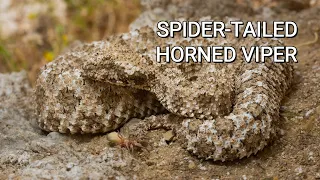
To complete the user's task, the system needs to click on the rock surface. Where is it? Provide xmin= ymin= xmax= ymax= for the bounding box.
xmin=1 ymin=1 xmax=320 ymax=179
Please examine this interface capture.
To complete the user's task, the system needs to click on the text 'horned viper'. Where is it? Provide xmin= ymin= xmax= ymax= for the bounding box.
xmin=35 ymin=20 xmax=294 ymax=161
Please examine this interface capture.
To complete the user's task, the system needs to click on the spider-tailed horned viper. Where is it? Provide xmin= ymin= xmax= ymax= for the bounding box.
xmin=35 ymin=19 xmax=294 ymax=161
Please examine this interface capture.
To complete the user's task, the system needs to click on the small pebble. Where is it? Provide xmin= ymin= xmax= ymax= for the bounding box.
xmin=305 ymin=109 xmax=314 ymax=117
xmin=47 ymin=132 xmax=66 ymax=141
xmin=188 ymin=161 xmax=196 ymax=169
xmin=66 ymin=163 xmax=74 ymax=171
xmin=163 ymin=130 xmax=175 ymax=142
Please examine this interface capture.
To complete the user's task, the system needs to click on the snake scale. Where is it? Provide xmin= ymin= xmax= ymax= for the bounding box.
xmin=35 ymin=20 xmax=294 ymax=161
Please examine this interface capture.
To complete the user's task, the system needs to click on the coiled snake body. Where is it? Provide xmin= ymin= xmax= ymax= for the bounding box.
xmin=35 ymin=25 xmax=293 ymax=161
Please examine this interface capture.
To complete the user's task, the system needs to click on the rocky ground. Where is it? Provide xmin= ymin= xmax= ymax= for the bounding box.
xmin=1 ymin=1 xmax=320 ymax=179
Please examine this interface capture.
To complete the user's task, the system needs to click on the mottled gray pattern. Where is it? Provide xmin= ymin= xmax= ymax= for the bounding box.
xmin=35 ymin=22 xmax=293 ymax=161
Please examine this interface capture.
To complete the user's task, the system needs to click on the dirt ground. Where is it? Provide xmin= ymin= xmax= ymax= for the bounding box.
xmin=1 ymin=1 xmax=320 ymax=180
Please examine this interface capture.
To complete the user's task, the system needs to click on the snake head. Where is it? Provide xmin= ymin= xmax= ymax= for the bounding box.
xmin=81 ymin=40 xmax=156 ymax=90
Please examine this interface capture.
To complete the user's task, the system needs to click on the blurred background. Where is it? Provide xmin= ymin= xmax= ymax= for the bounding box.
xmin=0 ymin=0 xmax=141 ymax=83
xmin=0 ymin=0 xmax=318 ymax=84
